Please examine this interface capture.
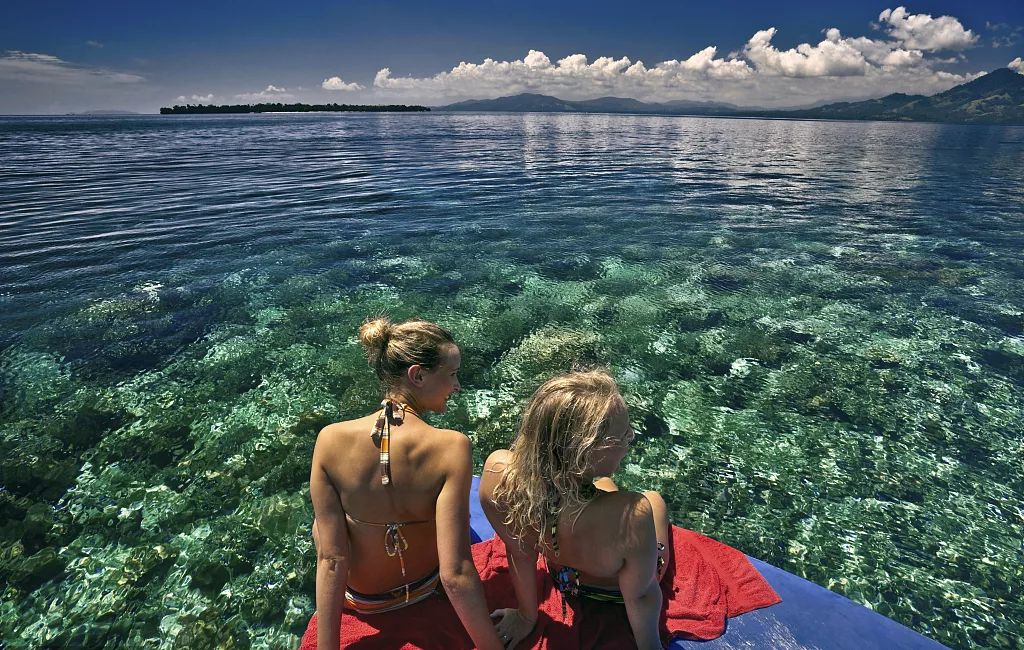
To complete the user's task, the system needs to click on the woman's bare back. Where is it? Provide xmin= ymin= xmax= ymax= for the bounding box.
xmin=317 ymin=412 xmax=464 ymax=592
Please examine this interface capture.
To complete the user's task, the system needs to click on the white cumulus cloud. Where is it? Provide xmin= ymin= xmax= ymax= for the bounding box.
xmin=373 ymin=47 xmax=753 ymax=102
xmin=1010 ymin=57 xmax=1024 ymax=73
xmin=366 ymin=9 xmax=987 ymax=108
xmin=744 ymin=28 xmax=868 ymax=77
xmin=879 ymin=7 xmax=977 ymax=51
xmin=234 ymin=84 xmax=294 ymax=102
xmin=821 ymin=30 xmax=923 ymax=69
xmin=175 ymin=93 xmax=215 ymax=104
xmin=629 ymin=47 xmax=754 ymax=80
xmin=322 ymin=76 xmax=364 ymax=91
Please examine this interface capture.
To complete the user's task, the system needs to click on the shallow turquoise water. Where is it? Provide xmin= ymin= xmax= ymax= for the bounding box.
xmin=1 ymin=113 xmax=1022 ymax=649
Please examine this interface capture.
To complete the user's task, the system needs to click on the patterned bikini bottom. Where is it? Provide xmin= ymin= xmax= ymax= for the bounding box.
xmin=344 ymin=568 xmax=441 ymax=615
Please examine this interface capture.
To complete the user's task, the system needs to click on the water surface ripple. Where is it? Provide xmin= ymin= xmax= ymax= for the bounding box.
xmin=1 ymin=114 xmax=1022 ymax=649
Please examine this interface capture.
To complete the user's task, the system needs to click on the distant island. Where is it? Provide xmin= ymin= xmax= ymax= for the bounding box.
xmin=160 ymin=103 xmax=430 ymax=115
xmin=73 ymin=110 xmax=142 ymax=116
xmin=438 ymin=68 xmax=1024 ymax=125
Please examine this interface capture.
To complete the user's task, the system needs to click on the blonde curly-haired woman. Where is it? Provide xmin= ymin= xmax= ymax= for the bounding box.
xmin=479 ymin=370 xmax=671 ymax=650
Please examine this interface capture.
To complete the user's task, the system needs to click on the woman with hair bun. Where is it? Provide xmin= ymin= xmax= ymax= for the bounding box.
xmin=304 ymin=317 xmax=503 ymax=650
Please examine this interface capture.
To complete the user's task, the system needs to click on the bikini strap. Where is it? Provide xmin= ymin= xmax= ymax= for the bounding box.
xmin=544 ymin=553 xmax=581 ymax=619
xmin=546 ymin=485 xmax=561 ymax=557
xmin=547 ymin=482 xmax=598 ymax=558
xmin=371 ymin=399 xmax=408 ymax=486
xmin=347 ymin=513 xmax=430 ymax=527
xmin=547 ymin=482 xmax=599 ymax=620
xmin=550 ymin=518 xmax=560 ymax=557
xmin=346 ymin=513 xmax=429 ymax=580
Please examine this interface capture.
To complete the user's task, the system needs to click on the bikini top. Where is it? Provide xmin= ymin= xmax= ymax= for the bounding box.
xmin=361 ymin=399 xmax=428 ymax=577
xmin=547 ymin=482 xmax=598 ymax=559
xmin=545 ymin=483 xmax=599 ymax=613
xmin=372 ymin=399 xmax=412 ymax=486
xmin=346 ymin=512 xmax=430 ymax=578
xmin=545 ymin=483 xmax=665 ymax=613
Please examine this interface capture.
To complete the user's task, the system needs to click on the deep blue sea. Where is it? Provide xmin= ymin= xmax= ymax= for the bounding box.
xmin=1 ymin=113 xmax=1022 ymax=649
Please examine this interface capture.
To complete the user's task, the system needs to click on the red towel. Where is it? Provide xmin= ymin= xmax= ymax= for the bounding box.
xmin=297 ymin=593 xmax=473 ymax=649
xmin=298 ymin=525 xmax=780 ymax=649
xmin=474 ymin=524 xmax=781 ymax=649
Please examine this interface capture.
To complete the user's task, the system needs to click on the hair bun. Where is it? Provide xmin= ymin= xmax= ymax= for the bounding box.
xmin=358 ymin=317 xmax=392 ymax=364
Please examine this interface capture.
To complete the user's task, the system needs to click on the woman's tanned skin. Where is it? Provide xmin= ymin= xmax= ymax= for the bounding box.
xmin=480 ymin=377 xmax=671 ymax=650
xmin=311 ymin=319 xmax=503 ymax=650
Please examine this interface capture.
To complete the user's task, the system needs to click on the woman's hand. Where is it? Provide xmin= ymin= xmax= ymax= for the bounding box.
xmin=490 ymin=608 xmax=537 ymax=649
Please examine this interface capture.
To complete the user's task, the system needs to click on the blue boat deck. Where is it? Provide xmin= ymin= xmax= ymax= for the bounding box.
xmin=469 ymin=477 xmax=947 ymax=650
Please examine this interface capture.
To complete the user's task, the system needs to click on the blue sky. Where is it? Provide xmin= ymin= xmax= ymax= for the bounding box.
xmin=1 ymin=1 xmax=1022 ymax=113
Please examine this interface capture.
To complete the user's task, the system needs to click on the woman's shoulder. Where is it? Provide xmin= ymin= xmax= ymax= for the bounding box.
xmin=594 ymin=488 xmax=652 ymax=513
xmin=588 ymin=489 xmax=655 ymax=538
xmin=430 ymin=427 xmax=473 ymax=460
xmin=312 ymin=413 xmax=382 ymax=457
xmin=478 ymin=449 xmax=512 ymax=497
xmin=316 ymin=414 xmax=374 ymax=439
xmin=483 ymin=448 xmax=512 ymax=470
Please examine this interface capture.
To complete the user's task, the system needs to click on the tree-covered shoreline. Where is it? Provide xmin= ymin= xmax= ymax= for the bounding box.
xmin=160 ymin=102 xmax=430 ymax=115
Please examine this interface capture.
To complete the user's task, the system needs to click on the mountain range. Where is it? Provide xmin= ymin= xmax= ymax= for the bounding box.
xmin=437 ymin=68 xmax=1024 ymax=125
xmin=442 ymin=94 xmax=742 ymax=115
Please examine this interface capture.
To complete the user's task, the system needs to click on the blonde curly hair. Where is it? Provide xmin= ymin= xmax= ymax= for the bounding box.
xmin=491 ymin=369 xmax=622 ymax=550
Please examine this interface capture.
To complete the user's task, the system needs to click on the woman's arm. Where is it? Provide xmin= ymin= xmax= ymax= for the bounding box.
xmin=480 ymin=450 xmax=539 ymax=646
xmin=436 ymin=434 xmax=504 ymax=650
xmin=617 ymin=495 xmax=664 ymax=650
xmin=310 ymin=428 xmax=350 ymax=650
xmin=492 ymin=535 xmax=539 ymax=647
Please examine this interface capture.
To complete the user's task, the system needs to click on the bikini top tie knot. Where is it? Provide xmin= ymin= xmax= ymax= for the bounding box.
xmin=371 ymin=399 xmax=412 ymax=485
